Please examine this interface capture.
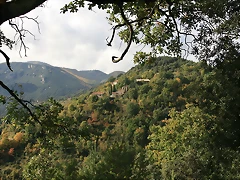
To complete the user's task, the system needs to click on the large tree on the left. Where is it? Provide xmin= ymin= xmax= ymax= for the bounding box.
xmin=0 ymin=0 xmax=46 ymax=25
xmin=0 ymin=0 xmax=137 ymax=25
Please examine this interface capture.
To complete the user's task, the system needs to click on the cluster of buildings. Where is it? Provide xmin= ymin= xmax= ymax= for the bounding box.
xmin=91 ymin=78 xmax=150 ymax=98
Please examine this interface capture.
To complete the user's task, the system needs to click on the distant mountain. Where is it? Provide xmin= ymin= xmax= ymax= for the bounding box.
xmin=0 ymin=61 xmax=124 ymax=101
xmin=62 ymin=68 xmax=125 ymax=84
xmin=108 ymin=71 xmax=125 ymax=78
xmin=62 ymin=68 xmax=108 ymax=85
xmin=27 ymin=61 xmax=53 ymax=66
xmin=100 ymin=71 xmax=125 ymax=83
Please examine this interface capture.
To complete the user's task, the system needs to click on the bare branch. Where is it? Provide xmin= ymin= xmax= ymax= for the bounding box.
xmin=20 ymin=15 xmax=41 ymax=34
xmin=8 ymin=16 xmax=40 ymax=57
xmin=106 ymin=23 xmax=124 ymax=46
xmin=9 ymin=19 xmax=28 ymax=57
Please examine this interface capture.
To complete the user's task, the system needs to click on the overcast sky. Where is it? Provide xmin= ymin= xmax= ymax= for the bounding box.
xmin=0 ymin=0 xmax=142 ymax=74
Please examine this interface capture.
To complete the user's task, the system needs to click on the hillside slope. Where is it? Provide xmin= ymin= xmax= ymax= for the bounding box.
xmin=63 ymin=68 xmax=125 ymax=85
xmin=1 ymin=56 xmax=240 ymax=179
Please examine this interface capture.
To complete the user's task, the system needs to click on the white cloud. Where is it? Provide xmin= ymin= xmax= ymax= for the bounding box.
xmin=0 ymin=0 xmax=136 ymax=74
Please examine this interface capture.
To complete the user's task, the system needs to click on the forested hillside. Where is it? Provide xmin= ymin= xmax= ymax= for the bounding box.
xmin=0 ymin=56 xmax=240 ymax=179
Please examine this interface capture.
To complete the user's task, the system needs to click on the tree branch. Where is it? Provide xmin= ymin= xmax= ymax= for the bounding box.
xmin=0 ymin=80 xmax=42 ymax=125
xmin=107 ymin=5 xmax=156 ymax=46
xmin=0 ymin=0 xmax=157 ymax=26
xmin=0 ymin=0 xmax=46 ymax=25
xmin=110 ymin=4 xmax=156 ymax=63
xmin=111 ymin=4 xmax=134 ymax=63
xmin=0 ymin=49 xmax=12 ymax=71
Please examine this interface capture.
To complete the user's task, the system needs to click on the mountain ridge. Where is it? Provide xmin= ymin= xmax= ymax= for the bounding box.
xmin=0 ymin=61 xmax=125 ymax=101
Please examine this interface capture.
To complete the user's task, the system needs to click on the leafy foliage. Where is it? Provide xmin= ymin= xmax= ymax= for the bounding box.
xmin=0 ymin=30 xmax=14 ymax=49
xmin=1 ymin=56 xmax=239 ymax=179
xmin=61 ymin=0 xmax=240 ymax=66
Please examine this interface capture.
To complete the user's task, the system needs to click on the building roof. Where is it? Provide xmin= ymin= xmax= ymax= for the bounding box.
xmin=92 ymin=92 xmax=105 ymax=95
xmin=136 ymin=79 xmax=150 ymax=82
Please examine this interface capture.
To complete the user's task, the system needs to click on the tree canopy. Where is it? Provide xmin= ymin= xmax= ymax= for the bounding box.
xmin=1 ymin=0 xmax=239 ymax=64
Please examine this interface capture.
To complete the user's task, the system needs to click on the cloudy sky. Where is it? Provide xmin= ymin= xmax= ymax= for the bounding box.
xmin=0 ymin=0 xmax=142 ymax=74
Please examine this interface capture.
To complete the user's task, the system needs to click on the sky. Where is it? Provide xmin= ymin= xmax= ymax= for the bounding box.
xmin=0 ymin=0 xmax=141 ymax=74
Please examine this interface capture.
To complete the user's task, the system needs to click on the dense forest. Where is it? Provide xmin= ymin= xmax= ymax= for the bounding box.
xmin=0 ymin=56 xmax=239 ymax=179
